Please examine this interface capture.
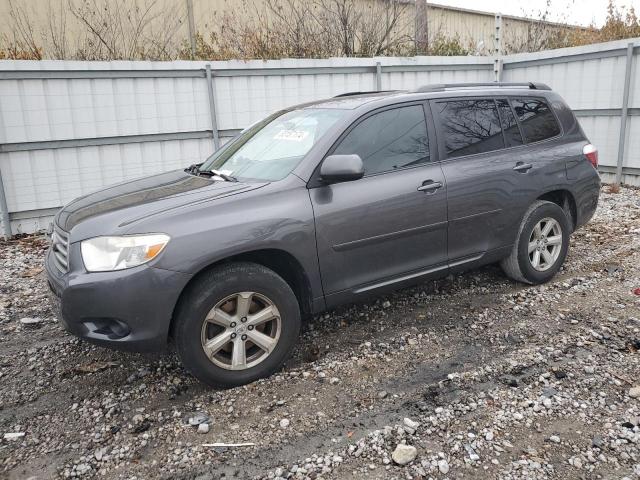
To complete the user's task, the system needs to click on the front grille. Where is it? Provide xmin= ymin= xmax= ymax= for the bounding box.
xmin=51 ymin=224 xmax=70 ymax=273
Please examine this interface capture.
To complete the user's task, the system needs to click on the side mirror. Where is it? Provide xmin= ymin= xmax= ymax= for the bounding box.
xmin=320 ymin=154 xmax=364 ymax=184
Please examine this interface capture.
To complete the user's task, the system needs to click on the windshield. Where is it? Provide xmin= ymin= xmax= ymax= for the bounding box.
xmin=200 ymin=108 xmax=346 ymax=181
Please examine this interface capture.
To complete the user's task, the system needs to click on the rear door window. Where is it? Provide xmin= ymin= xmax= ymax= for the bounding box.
xmin=496 ymin=99 xmax=524 ymax=148
xmin=510 ymin=98 xmax=561 ymax=143
xmin=333 ymin=105 xmax=430 ymax=175
xmin=437 ymin=99 xmax=504 ymax=158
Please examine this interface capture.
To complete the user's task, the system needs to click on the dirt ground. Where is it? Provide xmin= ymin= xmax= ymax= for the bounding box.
xmin=1 ymin=185 xmax=639 ymax=480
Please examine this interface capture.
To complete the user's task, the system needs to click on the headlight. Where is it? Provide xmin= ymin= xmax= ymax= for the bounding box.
xmin=81 ymin=234 xmax=170 ymax=272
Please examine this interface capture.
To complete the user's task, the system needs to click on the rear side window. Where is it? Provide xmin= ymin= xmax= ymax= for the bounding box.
xmin=511 ymin=98 xmax=561 ymax=143
xmin=334 ymin=105 xmax=430 ymax=175
xmin=496 ymin=99 xmax=524 ymax=148
xmin=438 ymin=99 xmax=504 ymax=158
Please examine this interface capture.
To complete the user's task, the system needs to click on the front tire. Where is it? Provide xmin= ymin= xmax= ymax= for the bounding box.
xmin=500 ymin=200 xmax=570 ymax=285
xmin=173 ymin=262 xmax=301 ymax=388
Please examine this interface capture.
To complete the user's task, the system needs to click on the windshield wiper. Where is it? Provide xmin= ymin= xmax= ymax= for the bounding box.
xmin=198 ymin=169 xmax=238 ymax=182
xmin=185 ymin=164 xmax=237 ymax=182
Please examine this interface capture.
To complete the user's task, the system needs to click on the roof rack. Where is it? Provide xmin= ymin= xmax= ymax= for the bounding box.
xmin=333 ymin=90 xmax=396 ymax=98
xmin=414 ymin=82 xmax=551 ymax=93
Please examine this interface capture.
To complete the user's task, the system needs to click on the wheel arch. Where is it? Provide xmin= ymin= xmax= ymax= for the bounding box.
xmin=536 ymin=188 xmax=577 ymax=231
xmin=168 ymin=248 xmax=314 ymax=341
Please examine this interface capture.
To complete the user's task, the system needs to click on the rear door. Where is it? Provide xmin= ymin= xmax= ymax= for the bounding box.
xmin=431 ymin=97 xmax=532 ymax=263
xmin=310 ymin=102 xmax=448 ymax=301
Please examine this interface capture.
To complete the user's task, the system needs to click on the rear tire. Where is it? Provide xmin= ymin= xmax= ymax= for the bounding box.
xmin=500 ymin=200 xmax=570 ymax=285
xmin=173 ymin=262 xmax=301 ymax=388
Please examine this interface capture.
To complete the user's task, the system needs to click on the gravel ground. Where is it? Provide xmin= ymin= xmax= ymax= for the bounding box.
xmin=1 ymin=185 xmax=639 ymax=480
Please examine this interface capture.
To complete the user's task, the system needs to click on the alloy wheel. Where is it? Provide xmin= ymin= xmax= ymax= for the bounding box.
xmin=200 ymin=292 xmax=281 ymax=370
xmin=528 ymin=217 xmax=563 ymax=272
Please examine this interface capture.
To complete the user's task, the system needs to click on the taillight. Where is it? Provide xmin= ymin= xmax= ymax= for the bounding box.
xmin=583 ymin=144 xmax=598 ymax=168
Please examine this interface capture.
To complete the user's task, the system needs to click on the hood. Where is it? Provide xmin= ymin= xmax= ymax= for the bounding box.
xmin=57 ymin=170 xmax=267 ymax=234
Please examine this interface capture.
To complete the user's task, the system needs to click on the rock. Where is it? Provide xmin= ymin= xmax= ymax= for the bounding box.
xmin=186 ymin=412 xmax=209 ymax=426
xmin=592 ymin=435 xmax=604 ymax=448
xmin=438 ymin=459 xmax=450 ymax=474
xmin=621 ymin=420 xmax=635 ymax=429
xmin=279 ymin=418 xmax=290 ymax=429
xmin=382 ymin=301 xmax=391 ymax=308
xmin=485 ymin=431 xmax=494 ymax=441
xmin=195 ymin=474 xmax=215 ymax=480
xmin=197 ymin=423 xmax=209 ymax=434
xmin=605 ymin=263 xmax=620 ymax=275
xmin=329 ymin=377 xmax=340 ymax=385
xmin=553 ymin=370 xmax=568 ymax=379
xmin=542 ymin=397 xmax=553 ymax=409
xmin=132 ymin=420 xmax=151 ymax=434
xmin=503 ymin=377 xmax=518 ymax=387
xmin=19 ymin=317 xmax=43 ymax=325
xmin=549 ymin=435 xmax=561 ymax=443
xmin=403 ymin=417 xmax=420 ymax=429
xmin=3 ymin=432 xmax=25 ymax=441
xmin=628 ymin=386 xmax=640 ymax=398
xmin=464 ymin=444 xmax=480 ymax=461
xmin=513 ymin=412 xmax=524 ymax=420
xmin=391 ymin=444 xmax=417 ymax=465
xmin=584 ymin=366 xmax=595 ymax=374
xmin=377 ymin=390 xmax=388 ymax=399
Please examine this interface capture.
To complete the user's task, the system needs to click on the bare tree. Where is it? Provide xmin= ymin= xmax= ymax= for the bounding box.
xmin=186 ymin=0 xmax=414 ymax=60
xmin=5 ymin=0 xmax=43 ymax=59
xmin=309 ymin=0 xmax=413 ymax=57
xmin=1 ymin=0 xmax=477 ymax=61
xmin=46 ymin=0 xmax=70 ymax=59
xmin=68 ymin=0 xmax=186 ymax=60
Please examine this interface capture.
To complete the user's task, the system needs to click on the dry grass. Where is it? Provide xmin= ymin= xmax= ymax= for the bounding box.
xmin=606 ymin=183 xmax=621 ymax=194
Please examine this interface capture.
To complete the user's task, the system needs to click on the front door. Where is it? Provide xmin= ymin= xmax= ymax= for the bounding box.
xmin=310 ymin=103 xmax=448 ymax=301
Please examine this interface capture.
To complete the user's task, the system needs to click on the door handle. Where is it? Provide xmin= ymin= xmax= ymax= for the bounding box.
xmin=513 ymin=162 xmax=533 ymax=173
xmin=417 ymin=180 xmax=443 ymax=193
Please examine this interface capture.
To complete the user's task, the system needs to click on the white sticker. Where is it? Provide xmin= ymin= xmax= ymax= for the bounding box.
xmin=274 ymin=129 xmax=309 ymax=142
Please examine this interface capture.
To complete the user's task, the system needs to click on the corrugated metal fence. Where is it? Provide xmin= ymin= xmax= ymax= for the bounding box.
xmin=0 ymin=38 xmax=638 ymax=236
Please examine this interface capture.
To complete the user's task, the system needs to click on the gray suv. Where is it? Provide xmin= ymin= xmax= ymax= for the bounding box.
xmin=46 ymin=82 xmax=600 ymax=387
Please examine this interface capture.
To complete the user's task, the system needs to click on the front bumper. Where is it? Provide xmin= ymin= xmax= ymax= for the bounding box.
xmin=45 ymin=244 xmax=192 ymax=352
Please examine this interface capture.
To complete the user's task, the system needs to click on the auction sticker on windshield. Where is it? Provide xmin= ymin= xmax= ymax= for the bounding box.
xmin=274 ymin=130 xmax=309 ymax=141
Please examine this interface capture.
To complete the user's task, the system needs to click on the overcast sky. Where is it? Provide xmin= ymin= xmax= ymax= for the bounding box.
xmin=432 ymin=0 xmax=640 ymax=27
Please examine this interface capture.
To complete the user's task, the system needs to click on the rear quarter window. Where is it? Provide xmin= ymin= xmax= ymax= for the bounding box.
xmin=511 ymin=98 xmax=561 ymax=143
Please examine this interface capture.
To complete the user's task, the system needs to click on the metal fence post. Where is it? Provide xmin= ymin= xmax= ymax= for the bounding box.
xmin=205 ymin=64 xmax=221 ymax=151
xmin=375 ymin=61 xmax=382 ymax=91
xmin=186 ymin=0 xmax=197 ymax=59
xmin=0 ymin=167 xmax=11 ymax=239
xmin=616 ymin=42 xmax=634 ymax=185
xmin=494 ymin=13 xmax=502 ymax=82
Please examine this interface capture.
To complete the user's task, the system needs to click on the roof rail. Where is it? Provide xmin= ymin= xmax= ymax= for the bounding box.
xmin=414 ymin=82 xmax=551 ymax=93
xmin=333 ymin=90 xmax=396 ymax=98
